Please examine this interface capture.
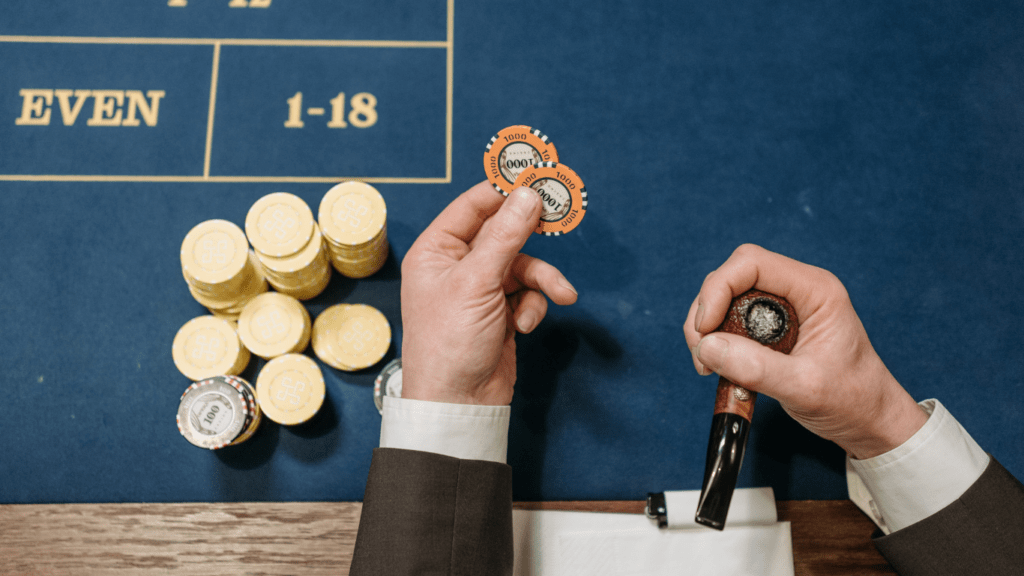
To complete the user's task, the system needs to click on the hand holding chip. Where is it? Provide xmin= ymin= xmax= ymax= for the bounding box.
xmin=683 ymin=244 xmax=928 ymax=459
xmin=400 ymin=181 xmax=578 ymax=406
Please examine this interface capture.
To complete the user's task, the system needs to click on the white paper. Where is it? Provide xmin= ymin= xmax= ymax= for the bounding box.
xmin=512 ymin=488 xmax=794 ymax=576
xmin=664 ymin=486 xmax=778 ymax=528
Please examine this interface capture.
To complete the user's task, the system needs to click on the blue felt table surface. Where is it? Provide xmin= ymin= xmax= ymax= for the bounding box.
xmin=0 ymin=1 xmax=1022 ymax=504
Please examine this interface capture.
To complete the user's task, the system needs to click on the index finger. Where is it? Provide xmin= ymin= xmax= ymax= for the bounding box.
xmin=425 ymin=180 xmax=506 ymax=245
xmin=691 ymin=244 xmax=830 ymax=334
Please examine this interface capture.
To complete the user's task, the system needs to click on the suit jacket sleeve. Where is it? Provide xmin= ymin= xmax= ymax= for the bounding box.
xmin=349 ymin=447 xmax=514 ymax=576
xmin=873 ymin=457 xmax=1024 ymax=576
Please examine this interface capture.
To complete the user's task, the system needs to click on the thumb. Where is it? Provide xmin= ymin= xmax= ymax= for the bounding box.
xmin=466 ymin=187 xmax=542 ymax=278
xmin=694 ymin=333 xmax=798 ymax=399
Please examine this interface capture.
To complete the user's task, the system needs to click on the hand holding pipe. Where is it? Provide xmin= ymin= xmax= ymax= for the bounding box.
xmin=694 ymin=289 xmax=798 ymax=530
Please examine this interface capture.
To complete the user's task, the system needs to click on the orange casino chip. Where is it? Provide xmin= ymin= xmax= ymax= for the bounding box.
xmin=483 ymin=125 xmax=559 ymax=196
xmin=513 ymin=162 xmax=588 ymax=236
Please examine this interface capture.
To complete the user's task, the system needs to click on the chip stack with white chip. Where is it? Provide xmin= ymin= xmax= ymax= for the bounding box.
xmin=311 ymin=303 xmax=391 ymax=371
xmin=181 ymin=220 xmax=269 ymax=321
xmin=318 ymin=182 xmax=389 ymax=279
xmin=177 ymin=375 xmax=261 ymax=450
xmin=236 ymin=292 xmax=312 ymax=360
xmin=172 ymin=315 xmax=251 ymax=381
xmin=246 ymin=192 xmax=332 ymax=300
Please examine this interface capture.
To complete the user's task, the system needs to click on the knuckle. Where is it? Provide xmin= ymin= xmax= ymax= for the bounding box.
xmin=732 ymin=243 xmax=764 ymax=261
xmin=745 ymin=355 xmax=772 ymax=389
xmin=818 ymin=269 xmax=851 ymax=302
xmin=488 ymin=215 xmax=522 ymax=247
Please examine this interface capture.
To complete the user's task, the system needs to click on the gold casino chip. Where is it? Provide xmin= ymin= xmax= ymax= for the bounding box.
xmin=312 ymin=304 xmax=391 ymax=371
xmin=172 ymin=315 xmax=251 ymax=381
xmin=237 ymin=292 xmax=311 ymax=359
xmin=256 ymin=354 xmax=325 ymax=425
xmin=181 ymin=220 xmax=250 ymax=286
xmin=318 ymin=182 xmax=387 ymax=247
xmin=245 ymin=192 xmax=316 ymax=258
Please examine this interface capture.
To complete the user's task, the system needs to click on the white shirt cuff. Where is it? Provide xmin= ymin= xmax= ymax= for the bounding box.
xmin=378 ymin=396 xmax=511 ymax=464
xmin=847 ymin=398 xmax=990 ymax=534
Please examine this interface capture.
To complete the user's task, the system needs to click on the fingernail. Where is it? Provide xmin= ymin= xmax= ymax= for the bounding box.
xmin=509 ymin=187 xmax=538 ymax=220
xmin=690 ymin=346 xmax=711 ymax=376
xmin=517 ymin=311 xmax=538 ymax=333
xmin=696 ymin=335 xmax=729 ymax=372
xmin=694 ymin=302 xmax=706 ymax=332
xmin=558 ymin=277 xmax=577 ymax=295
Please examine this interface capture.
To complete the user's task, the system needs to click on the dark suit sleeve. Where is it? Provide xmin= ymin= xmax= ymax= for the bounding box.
xmin=349 ymin=447 xmax=514 ymax=576
xmin=873 ymin=457 xmax=1024 ymax=576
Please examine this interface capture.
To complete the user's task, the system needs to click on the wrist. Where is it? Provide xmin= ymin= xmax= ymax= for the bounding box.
xmin=401 ymin=361 xmax=512 ymax=406
xmin=845 ymin=385 xmax=929 ymax=460
xmin=403 ymin=385 xmax=497 ymax=405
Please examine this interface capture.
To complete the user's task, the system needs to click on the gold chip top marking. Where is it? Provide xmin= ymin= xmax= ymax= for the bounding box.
xmin=256 ymin=354 xmax=325 ymax=425
xmin=237 ymin=292 xmax=309 ymax=359
xmin=172 ymin=315 xmax=243 ymax=381
xmin=315 ymin=304 xmax=391 ymax=370
xmin=245 ymin=192 xmax=315 ymax=258
xmin=318 ymin=182 xmax=387 ymax=246
xmin=181 ymin=220 xmax=250 ymax=285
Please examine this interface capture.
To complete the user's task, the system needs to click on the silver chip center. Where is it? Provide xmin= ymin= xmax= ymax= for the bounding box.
xmin=188 ymin=391 xmax=236 ymax=436
xmin=498 ymin=142 xmax=542 ymax=184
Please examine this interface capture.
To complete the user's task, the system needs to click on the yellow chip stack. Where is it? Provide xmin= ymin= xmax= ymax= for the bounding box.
xmin=318 ymin=182 xmax=389 ymax=279
xmin=256 ymin=354 xmax=326 ymax=425
xmin=171 ymin=315 xmax=251 ymax=381
xmin=237 ymin=292 xmax=312 ymax=360
xmin=246 ymin=192 xmax=332 ymax=300
xmin=181 ymin=220 xmax=269 ymax=320
xmin=312 ymin=303 xmax=391 ymax=371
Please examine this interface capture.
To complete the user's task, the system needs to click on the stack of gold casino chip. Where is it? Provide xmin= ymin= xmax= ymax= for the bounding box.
xmin=312 ymin=304 xmax=391 ymax=371
xmin=318 ymin=182 xmax=389 ymax=279
xmin=246 ymin=192 xmax=332 ymax=301
xmin=177 ymin=375 xmax=261 ymax=450
xmin=237 ymin=292 xmax=311 ymax=360
xmin=256 ymin=354 xmax=325 ymax=425
xmin=181 ymin=220 xmax=269 ymax=321
xmin=172 ymin=315 xmax=251 ymax=381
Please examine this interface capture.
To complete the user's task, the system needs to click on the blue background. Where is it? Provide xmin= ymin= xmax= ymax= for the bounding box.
xmin=212 ymin=45 xmax=447 ymax=178
xmin=0 ymin=43 xmax=211 ymax=175
xmin=1 ymin=0 xmax=1022 ymax=504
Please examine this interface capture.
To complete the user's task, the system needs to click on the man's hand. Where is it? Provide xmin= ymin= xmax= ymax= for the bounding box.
xmin=683 ymin=244 xmax=928 ymax=459
xmin=400 ymin=182 xmax=578 ymax=406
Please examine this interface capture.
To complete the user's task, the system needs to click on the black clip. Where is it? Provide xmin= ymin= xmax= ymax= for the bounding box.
xmin=645 ymin=492 xmax=668 ymax=529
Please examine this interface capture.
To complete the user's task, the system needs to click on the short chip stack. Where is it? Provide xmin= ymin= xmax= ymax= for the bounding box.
xmin=256 ymin=354 xmax=325 ymax=425
xmin=373 ymin=357 xmax=403 ymax=414
xmin=237 ymin=292 xmax=311 ymax=360
xmin=318 ymin=182 xmax=389 ymax=278
xmin=172 ymin=315 xmax=251 ymax=381
xmin=177 ymin=375 xmax=261 ymax=450
xmin=181 ymin=220 xmax=269 ymax=320
xmin=246 ymin=192 xmax=332 ymax=301
xmin=312 ymin=303 xmax=391 ymax=371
